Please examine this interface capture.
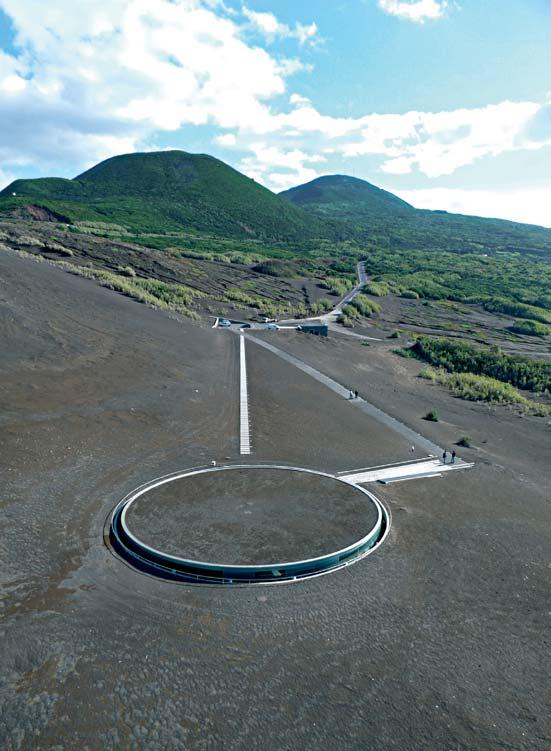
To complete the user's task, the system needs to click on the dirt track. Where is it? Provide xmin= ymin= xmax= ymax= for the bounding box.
xmin=1 ymin=250 xmax=550 ymax=751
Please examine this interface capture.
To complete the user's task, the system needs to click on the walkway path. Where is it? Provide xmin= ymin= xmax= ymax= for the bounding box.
xmin=340 ymin=458 xmax=473 ymax=485
xmin=326 ymin=261 xmax=367 ymax=322
xmin=239 ymin=333 xmax=251 ymax=455
xmin=279 ymin=261 xmax=370 ymax=328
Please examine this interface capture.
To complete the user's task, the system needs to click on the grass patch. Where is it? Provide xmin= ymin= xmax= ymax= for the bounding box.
xmin=483 ymin=298 xmax=551 ymax=324
xmin=363 ymin=280 xmax=390 ymax=297
xmin=508 ymin=319 xmax=550 ymax=337
xmin=419 ymin=366 xmax=550 ymax=416
xmin=0 ymin=244 xmax=203 ymax=318
xmin=411 ymin=336 xmax=551 ymax=393
xmin=424 ymin=409 xmax=439 ymax=422
xmin=349 ymin=293 xmax=381 ymax=317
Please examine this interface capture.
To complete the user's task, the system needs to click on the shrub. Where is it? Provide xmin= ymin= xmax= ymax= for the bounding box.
xmin=349 ymin=294 xmax=381 ymax=317
xmin=337 ymin=313 xmax=354 ymax=328
xmin=341 ymin=303 xmax=359 ymax=319
xmin=44 ymin=241 xmax=73 ymax=256
xmin=456 ymin=436 xmax=472 ymax=448
xmin=483 ymin=298 xmax=551 ymax=324
xmin=118 ymin=265 xmax=137 ymax=277
xmin=424 ymin=410 xmax=439 ymax=422
xmin=388 ymin=331 xmax=400 ymax=339
xmin=410 ymin=336 xmax=551 ymax=393
xmin=364 ymin=280 xmax=390 ymax=297
xmin=400 ymin=290 xmax=420 ymax=300
xmin=509 ymin=319 xmax=550 ymax=337
xmin=17 ymin=235 xmax=45 ymax=247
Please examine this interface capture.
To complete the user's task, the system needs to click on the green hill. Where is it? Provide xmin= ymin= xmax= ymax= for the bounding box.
xmin=3 ymin=154 xmax=551 ymax=257
xmin=281 ymin=174 xmax=551 ymax=257
xmin=0 ymin=151 xmax=328 ymax=240
xmin=280 ymin=174 xmax=413 ymax=218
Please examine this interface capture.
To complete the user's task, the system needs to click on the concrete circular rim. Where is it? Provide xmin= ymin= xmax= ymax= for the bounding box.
xmin=107 ymin=464 xmax=390 ymax=585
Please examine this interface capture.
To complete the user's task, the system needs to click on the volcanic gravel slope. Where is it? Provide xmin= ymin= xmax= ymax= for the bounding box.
xmin=1 ymin=249 xmax=550 ymax=751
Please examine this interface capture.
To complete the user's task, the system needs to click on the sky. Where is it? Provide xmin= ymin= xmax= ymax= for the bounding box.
xmin=1 ymin=0 xmax=551 ymax=226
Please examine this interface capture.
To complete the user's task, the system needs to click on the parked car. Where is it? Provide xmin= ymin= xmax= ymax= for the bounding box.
xmin=266 ymin=323 xmax=280 ymax=331
xmin=218 ymin=319 xmax=232 ymax=327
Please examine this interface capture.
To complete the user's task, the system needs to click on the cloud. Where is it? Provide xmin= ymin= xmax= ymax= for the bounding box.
xmin=239 ymin=142 xmax=325 ymax=190
xmin=0 ymin=0 xmax=550 ymax=203
xmin=377 ymin=0 xmax=448 ymax=23
xmin=215 ymin=132 xmax=237 ymax=146
xmin=340 ymin=100 xmax=550 ymax=178
xmin=0 ymin=0 xmax=298 ymax=177
xmin=397 ymin=187 xmax=551 ymax=228
xmin=242 ymin=6 xmax=318 ymax=45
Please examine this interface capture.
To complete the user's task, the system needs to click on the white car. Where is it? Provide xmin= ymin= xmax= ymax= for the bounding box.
xmin=218 ymin=319 xmax=232 ymax=327
xmin=266 ymin=323 xmax=279 ymax=331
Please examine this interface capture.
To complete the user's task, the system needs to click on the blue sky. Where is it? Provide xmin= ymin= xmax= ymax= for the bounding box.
xmin=1 ymin=0 xmax=551 ymax=225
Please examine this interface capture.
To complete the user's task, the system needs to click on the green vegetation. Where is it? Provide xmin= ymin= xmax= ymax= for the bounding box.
xmin=509 ymin=319 xmax=550 ymax=337
xmin=337 ymin=311 xmax=355 ymax=327
xmin=423 ymin=409 xmax=439 ymax=422
xmin=411 ymin=337 xmax=551 ymax=394
xmin=349 ymin=293 xmax=381 ymax=317
xmin=0 ymin=245 xmax=204 ymax=318
xmin=419 ymin=366 xmax=549 ymax=416
xmin=363 ymin=280 xmax=390 ymax=297
xmin=0 ymin=151 xmax=329 ymax=241
xmin=320 ymin=277 xmax=355 ymax=296
xmin=280 ymin=175 xmax=413 ymax=225
xmin=358 ymin=246 xmax=551 ymax=321
xmin=309 ymin=298 xmax=333 ymax=316
xmin=4 ymin=153 xmax=551 ymax=334
xmin=456 ymin=436 xmax=472 ymax=448
xmin=283 ymin=175 xmax=551 ymax=258
xmin=483 ymin=298 xmax=551 ymax=324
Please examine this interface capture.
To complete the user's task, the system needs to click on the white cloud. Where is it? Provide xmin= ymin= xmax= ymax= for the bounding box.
xmin=1 ymin=74 xmax=27 ymax=93
xmin=1 ymin=0 xmax=550 ymax=211
xmin=0 ymin=167 xmax=17 ymax=189
xmin=242 ymin=6 xmax=318 ymax=45
xmin=377 ymin=0 xmax=448 ymax=23
xmin=239 ymin=142 xmax=325 ymax=190
xmin=0 ymin=0 xmax=296 ymax=175
xmin=397 ymin=187 xmax=551 ymax=228
xmin=215 ymin=132 xmax=237 ymax=146
xmin=340 ymin=100 xmax=550 ymax=178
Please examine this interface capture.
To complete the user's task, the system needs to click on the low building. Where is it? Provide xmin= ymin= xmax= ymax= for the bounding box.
xmin=297 ymin=323 xmax=328 ymax=337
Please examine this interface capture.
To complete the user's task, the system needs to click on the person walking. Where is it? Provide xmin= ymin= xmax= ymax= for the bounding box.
xmin=442 ymin=450 xmax=447 ymax=464
xmin=354 ymin=390 xmax=359 ymax=400
xmin=349 ymin=389 xmax=354 ymax=400
xmin=451 ymin=450 xmax=456 ymax=464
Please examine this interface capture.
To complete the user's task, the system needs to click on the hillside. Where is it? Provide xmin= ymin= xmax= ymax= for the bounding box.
xmin=281 ymin=174 xmax=551 ymax=257
xmin=3 ymin=152 xmax=551 ymax=257
xmin=0 ymin=151 xmax=328 ymax=241
xmin=281 ymin=174 xmax=414 ymax=217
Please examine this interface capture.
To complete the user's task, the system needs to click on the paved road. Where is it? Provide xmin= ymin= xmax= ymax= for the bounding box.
xmin=327 ymin=260 xmax=367 ymax=321
xmin=279 ymin=260 xmax=368 ymax=327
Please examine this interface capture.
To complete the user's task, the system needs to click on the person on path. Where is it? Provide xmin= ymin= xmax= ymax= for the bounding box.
xmin=411 ymin=445 xmax=415 ymax=453
xmin=354 ymin=390 xmax=359 ymax=399
xmin=349 ymin=390 xmax=354 ymax=400
xmin=451 ymin=450 xmax=456 ymax=464
xmin=443 ymin=450 xmax=447 ymax=464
